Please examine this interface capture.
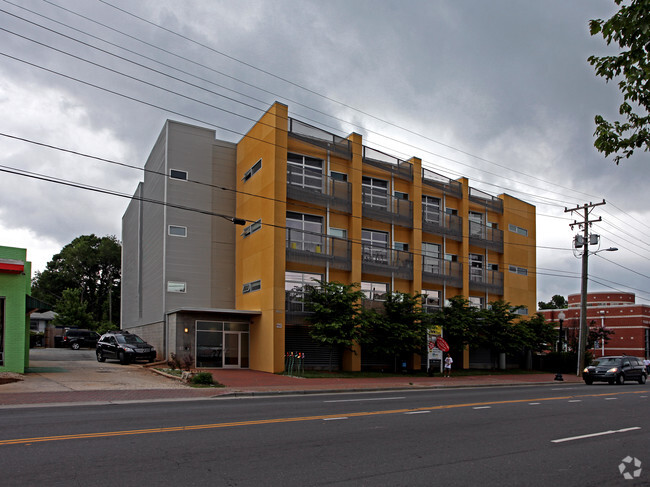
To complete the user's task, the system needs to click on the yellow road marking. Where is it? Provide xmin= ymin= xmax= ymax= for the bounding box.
xmin=0 ymin=390 xmax=644 ymax=446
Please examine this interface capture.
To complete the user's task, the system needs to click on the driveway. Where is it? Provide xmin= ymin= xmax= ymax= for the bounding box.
xmin=0 ymin=347 xmax=186 ymax=393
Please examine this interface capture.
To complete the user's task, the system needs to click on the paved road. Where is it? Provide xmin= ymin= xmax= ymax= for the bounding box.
xmin=0 ymin=384 xmax=647 ymax=486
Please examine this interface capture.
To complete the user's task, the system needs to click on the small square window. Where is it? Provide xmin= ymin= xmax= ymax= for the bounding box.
xmin=168 ymin=225 xmax=187 ymax=237
xmin=330 ymin=171 xmax=348 ymax=182
xmin=167 ymin=281 xmax=186 ymax=293
xmin=243 ymin=159 xmax=262 ymax=182
xmin=394 ymin=191 xmax=409 ymax=200
xmin=170 ymin=169 xmax=187 ymax=181
xmin=394 ymin=242 xmax=409 ymax=251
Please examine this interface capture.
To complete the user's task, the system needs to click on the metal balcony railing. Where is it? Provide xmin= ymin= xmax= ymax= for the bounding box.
xmin=285 ymin=290 xmax=313 ymax=325
xmin=469 ymin=221 xmax=504 ymax=252
xmin=362 ymin=146 xmax=413 ymax=181
xmin=469 ymin=269 xmax=504 ymax=294
xmin=421 ymin=211 xmax=463 ymax=241
xmin=362 ymin=190 xmax=413 ymax=226
xmin=361 ymin=244 xmax=413 ymax=279
xmin=422 ymin=168 xmax=462 ymax=198
xmin=422 ymin=258 xmax=463 ymax=288
xmin=286 ymin=229 xmax=351 ymax=270
xmin=287 ymin=165 xmax=352 ymax=213
xmin=469 ymin=187 xmax=503 ymax=214
xmin=288 ymin=118 xmax=351 ymax=158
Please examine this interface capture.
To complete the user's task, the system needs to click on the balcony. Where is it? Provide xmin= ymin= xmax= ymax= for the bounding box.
xmin=469 ymin=269 xmax=504 ymax=294
xmin=362 ymin=190 xmax=413 ymax=226
xmin=469 ymin=187 xmax=503 ymax=214
xmin=286 ymin=229 xmax=351 ymax=271
xmin=361 ymin=244 xmax=413 ymax=279
xmin=288 ymin=118 xmax=351 ymax=158
xmin=469 ymin=222 xmax=504 ymax=252
xmin=422 ymin=259 xmax=463 ymax=288
xmin=422 ymin=168 xmax=462 ymax=198
xmin=285 ymin=290 xmax=313 ymax=325
xmin=421 ymin=211 xmax=463 ymax=241
xmin=287 ymin=165 xmax=352 ymax=213
xmin=362 ymin=146 xmax=413 ymax=181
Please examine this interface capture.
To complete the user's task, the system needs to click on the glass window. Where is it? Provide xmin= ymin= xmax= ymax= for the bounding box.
xmin=444 ymin=253 xmax=458 ymax=262
xmin=469 ymin=296 xmax=484 ymax=308
xmin=422 ymin=289 xmax=441 ymax=311
xmin=330 ymin=171 xmax=347 ymax=182
xmin=329 ymin=228 xmax=347 ymax=239
xmin=288 ymin=153 xmax=323 ymax=191
xmin=242 ymin=159 xmax=262 ymax=182
xmin=508 ymin=224 xmax=528 ymax=237
xmin=422 ymin=195 xmax=441 ymax=224
xmin=469 ymin=254 xmax=484 ymax=281
xmin=167 ymin=281 xmax=186 ymax=293
xmin=509 ymin=265 xmax=528 ymax=276
xmin=422 ymin=242 xmax=441 ymax=274
xmin=285 ymin=271 xmax=321 ymax=312
xmin=168 ymin=225 xmax=187 ymax=237
xmin=394 ymin=191 xmax=409 ymax=200
xmin=445 ymin=208 xmax=458 ymax=216
xmin=362 ymin=176 xmax=389 ymax=209
xmin=394 ymin=242 xmax=409 ymax=251
xmin=242 ymin=219 xmax=262 ymax=237
xmin=170 ymin=169 xmax=187 ymax=180
xmin=361 ymin=281 xmax=388 ymax=300
xmin=287 ymin=212 xmax=324 ymax=252
xmin=243 ymin=280 xmax=261 ymax=294
xmin=362 ymin=229 xmax=389 ymax=264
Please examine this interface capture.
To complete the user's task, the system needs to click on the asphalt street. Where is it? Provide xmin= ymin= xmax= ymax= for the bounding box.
xmin=0 ymin=383 xmax=647 ymax=486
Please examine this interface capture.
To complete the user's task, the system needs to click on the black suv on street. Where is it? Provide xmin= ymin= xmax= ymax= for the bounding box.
xmin=61 ymin=329 xmax=100 ymax=350
xmin=96 ymin=331 xmax=156 ymax=365
xmin=583 ymin=355 xmax=648 ymax=385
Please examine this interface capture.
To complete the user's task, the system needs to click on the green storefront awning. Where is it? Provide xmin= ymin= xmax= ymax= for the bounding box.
xmin=26 ymin=295 xmax=53 ymax=313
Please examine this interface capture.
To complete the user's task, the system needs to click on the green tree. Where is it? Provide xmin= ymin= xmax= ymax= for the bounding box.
xmin=304 ymin=281 xmax=366 ymax=371
xmin=32 ymin=234 xmax=121 ymax=327
xmin=537 ymin=295 xmax=568 ymax=310
xmin=478 ymin=300 xmax=525 ymax=356
xmin=361 ymin=292 xmax=432 ymax=371
xmin=517 ymin=313 xmax=558 ymax=353
xmin=432 ymin=296 xmax=479 ymax=356
xmin=589 ymin=0 xmax=650 ymax=163
xmin=52 ymin=288 xmax=95 ymax=329
xmin=588 ymin=320 xmax=616 ymax=349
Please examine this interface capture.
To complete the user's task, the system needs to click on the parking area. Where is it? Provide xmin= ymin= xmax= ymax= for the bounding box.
xmin=0 ymin=347 xmax=186 ymax=393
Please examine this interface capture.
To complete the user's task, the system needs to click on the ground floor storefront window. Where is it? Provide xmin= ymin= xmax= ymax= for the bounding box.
xmin=196 ymin=321 xmax=249 ymax=368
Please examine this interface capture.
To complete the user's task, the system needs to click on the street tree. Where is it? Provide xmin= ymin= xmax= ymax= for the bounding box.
xmin=361 ymin=292 xmax=432 ymax=371
xmin=537 ymin=295 xmax=567 ymax=310
xmin=32 ymin=234 xmax=121 ymax=327
xmin=478 ymin=300 xmax=526 ymax=357
xmin=589 ymin=0 xmax=650 ymax=163
xmin=304 ymin=281 xmax=366 ymax=371
xmin=517 ymin=313 xmax=559 ymax=353
xmin=432 ymin=296 xmax=479 ymax=356
xmin=52 ymin=288 xmax=95 ymax=330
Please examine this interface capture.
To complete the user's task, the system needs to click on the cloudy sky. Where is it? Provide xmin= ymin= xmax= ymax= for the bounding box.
xmin=1 ymin=0 xmax=649 ymax=306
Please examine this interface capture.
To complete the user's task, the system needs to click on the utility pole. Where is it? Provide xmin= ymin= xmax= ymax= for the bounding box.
xmin=565 ymin=200 xmax=605 ymax=376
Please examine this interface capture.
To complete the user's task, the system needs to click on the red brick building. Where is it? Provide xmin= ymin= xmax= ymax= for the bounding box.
xmin=539 ymin=292 xmax=650 ymax=359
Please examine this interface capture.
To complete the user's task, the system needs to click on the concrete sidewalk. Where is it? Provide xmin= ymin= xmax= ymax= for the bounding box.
xmin=0 ymin=363 xmax=584 ymax=407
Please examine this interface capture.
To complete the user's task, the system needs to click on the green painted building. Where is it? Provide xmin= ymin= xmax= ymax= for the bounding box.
xmin=0 ymin=246 xmax=50 ymax=373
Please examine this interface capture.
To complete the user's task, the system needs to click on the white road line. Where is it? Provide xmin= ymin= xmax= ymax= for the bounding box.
xmin=551 ymin=387 xmax=582 ymax=391
xmin=641 ymin=396 xmax=648 ymax=398
xmin=323 ymin=417 xmax=349 ymax=421
xmin=552 ymin=427 xmax=641 ymax=443
xmin=324 ymin=397 xmax=405 ymax=403
xmin=529 ymin=402 xmax=541 ymax=405
xmin=605 ymin=397 xmax=618 ymax=400
xmin=568 ymin=400 xmax=582 ymax=403
xmin=404 ymin=411 xmax=431 ymax=415
xmin=473 ymin=406 xmax=491 ymax=410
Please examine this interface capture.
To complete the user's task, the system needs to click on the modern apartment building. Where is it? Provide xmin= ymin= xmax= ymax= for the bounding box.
xmin=121 ymin=102 xmax=536 ymax=373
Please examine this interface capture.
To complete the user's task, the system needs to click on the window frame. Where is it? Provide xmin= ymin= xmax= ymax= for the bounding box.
xmin=168 ymin=225 xmax=187 ymax=237
xmin=242 ymin=159 xmax=262 ymax=182
xmin=167 ymin=281 xmax=187 ymax=293
xmin=170 ymin=169 xmax=188 ymax=181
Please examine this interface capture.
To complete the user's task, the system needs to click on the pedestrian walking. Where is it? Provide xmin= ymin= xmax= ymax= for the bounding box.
xmin=444 ymin=353 xmax=453 ymax=378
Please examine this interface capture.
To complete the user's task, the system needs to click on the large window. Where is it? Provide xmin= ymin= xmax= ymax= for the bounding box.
xmin=469 ymin=211 xmax=485 ymax=238
xmin=469 ymin=296 xmax=485 ymax=309
xmin=422 ymin=242 xmax=441 ymax=274
xmin=362 ymin=229 xmax=389 ymax=263
xmin=361 ymin=281 xmax=388 ymax=301
xmin=469 ymin=253 xmax=484 ymax=281
xmin=287 ymin=212 xmax=324 ymax=252
xmin=285 ymin=271 xmax=321 ymax=312
xmin=288 ymin=153 xmax=323 ymax=191
xmin=196 ymin=321 xmax=250 ymax=368
xmin=422 ymin=289 xmax=441 ymax=312
xmin=422 ymin=195 xmax=441 ymax=224
xmin=362 ymin=176 xmax=388 ymax=209
xmin=509 ymin=224 xmax=528 ymax=237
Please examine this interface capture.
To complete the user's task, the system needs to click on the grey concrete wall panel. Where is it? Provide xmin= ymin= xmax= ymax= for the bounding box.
xmin=121 ymin=183 xmax=142 ymax=328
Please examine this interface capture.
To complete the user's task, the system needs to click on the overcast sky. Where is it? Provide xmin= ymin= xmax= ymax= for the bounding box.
xmin=1 ymin=0 xmax=649 ymax=306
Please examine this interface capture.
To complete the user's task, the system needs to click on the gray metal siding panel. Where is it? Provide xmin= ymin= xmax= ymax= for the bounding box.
xmin=121 ymin=183 xmax=142 ymax=327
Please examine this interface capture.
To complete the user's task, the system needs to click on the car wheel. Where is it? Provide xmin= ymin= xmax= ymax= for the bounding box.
xmin=96 ymin=350 xmax=105 ymax=363
xmin=584 ymin=378 xmax=593 ymax=385
xmin=616 ymin=373 xmax=625 ymax=385
xmin=71 ymin=342 xmax=80 ymax=350
xmin=118 ymin=351 xmax=129 ymax=365
xmin=639 ymin=374 xmax=647 ymax=385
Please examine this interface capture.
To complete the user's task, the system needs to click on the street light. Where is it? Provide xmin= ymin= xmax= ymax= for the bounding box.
xmin=554 ymin=311 xmax=565 ymax=381
xmin=598 ymin=310 xmax=606 ymax=357
xmin=576 ymin=246 xmax=618 ymax=375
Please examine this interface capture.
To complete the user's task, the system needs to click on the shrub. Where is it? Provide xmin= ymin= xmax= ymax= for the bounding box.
xmin=190 ymin=372 xmax=213 ymax=385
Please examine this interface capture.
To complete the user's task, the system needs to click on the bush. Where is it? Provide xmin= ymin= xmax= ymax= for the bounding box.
xmin=190 ymin=372 xmax=214 ymax=385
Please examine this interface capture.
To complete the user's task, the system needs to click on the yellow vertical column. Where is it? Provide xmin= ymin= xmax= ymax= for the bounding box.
xmin=343 ymin=132 xmax=363 ymax=371
xmin=410 ymin=157 xmax=422 ymax=295
xmin=458 ymin=177 xmax=470 ymax=369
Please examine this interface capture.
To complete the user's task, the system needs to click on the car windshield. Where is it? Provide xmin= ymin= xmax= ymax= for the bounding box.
xmin=591 ymin=357 xmax=621 ymax=367
xmin=115 ymin=334 xmax=145 ymax=345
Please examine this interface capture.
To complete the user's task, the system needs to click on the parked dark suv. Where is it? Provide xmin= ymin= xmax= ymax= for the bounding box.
xmin=583 ymin=356 xmax=648 ymax=385
xmin=96 ymin=331 xmax=156 ymax=365
xmin=62 ymin=329 xmax=100 ymax=350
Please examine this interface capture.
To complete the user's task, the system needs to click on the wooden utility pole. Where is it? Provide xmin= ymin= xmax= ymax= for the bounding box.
xmin=565 ymin=200 xmax=605 ymax=376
